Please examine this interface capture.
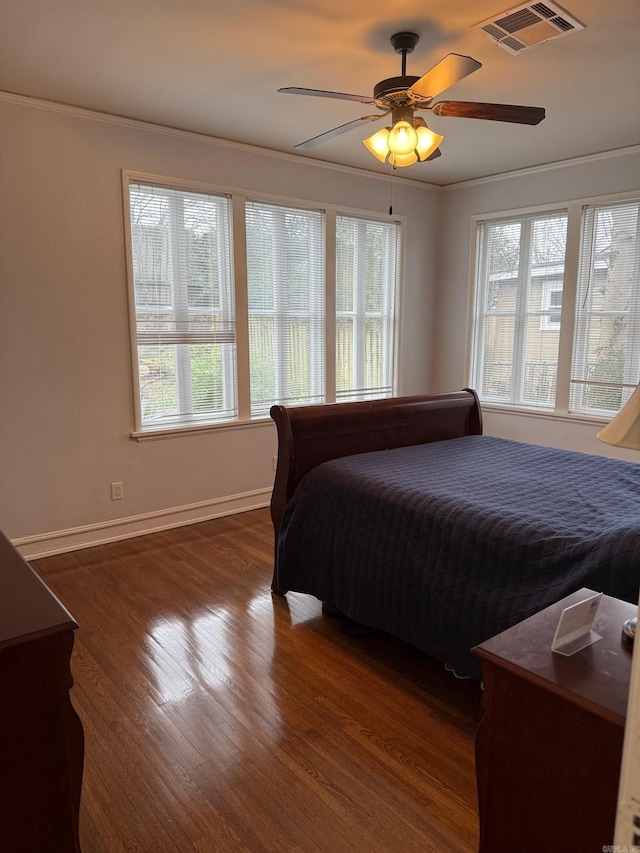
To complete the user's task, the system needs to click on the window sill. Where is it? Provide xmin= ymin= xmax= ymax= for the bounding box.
xmin=130 ymin=417 xmax=273 ymax=442
xmin=479 ymin=402 xmax=610 ymax=428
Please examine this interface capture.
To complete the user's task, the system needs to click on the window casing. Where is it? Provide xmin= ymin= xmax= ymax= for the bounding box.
xmin=126 ymin=177 xmax=401 ymax=434
xmin=469 ymin=194 xmax=640 ymax=420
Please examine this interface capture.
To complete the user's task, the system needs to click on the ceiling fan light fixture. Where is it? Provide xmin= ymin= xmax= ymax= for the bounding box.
xmin=363 ymin=120 xmax=443 ymax=167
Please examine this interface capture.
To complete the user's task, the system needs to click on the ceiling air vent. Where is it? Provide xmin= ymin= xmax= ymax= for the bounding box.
xmin=474 ymin=1 xmax=585 ymax=54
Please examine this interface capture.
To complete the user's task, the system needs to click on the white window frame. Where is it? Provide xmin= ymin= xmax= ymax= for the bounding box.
xmin=123 ymin=171 xmax=404 ymax=438
xmin=469 ymin=210 xmax=568 ymax=409
xmin=127 ymin=181 xmax=237 ymax=432
xmin=570 ymin=199 xmax=640 ymax=417
xmin=245 ymin=200 xmax=326 ymax=417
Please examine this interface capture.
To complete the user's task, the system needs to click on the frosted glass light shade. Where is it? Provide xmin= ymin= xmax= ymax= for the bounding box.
xmin=597 ymin=384 xmax=640 ymax=450
xmin=363 ymin=128 xmax=391 ymax=163
xmin=388 ymin=151 xmax=418 ymax=167
xmin=415 ymin=126 xmax=444 ymax=161
xmin=387 ymin=121 xmax=418 ymax=155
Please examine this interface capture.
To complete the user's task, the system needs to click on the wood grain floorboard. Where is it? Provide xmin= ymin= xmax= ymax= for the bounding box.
xmin=32 ymin=508 xmax=482 ymax=852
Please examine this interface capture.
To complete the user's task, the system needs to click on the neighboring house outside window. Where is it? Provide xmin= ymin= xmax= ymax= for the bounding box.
xmin=125 ymin=177 xmax=401 ymax=435
xmin=540 ymin=281 xmax=563 ymax=331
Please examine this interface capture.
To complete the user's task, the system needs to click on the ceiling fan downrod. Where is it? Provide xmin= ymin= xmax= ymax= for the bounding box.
xmin=373 ymin=32 xmax=421 ymax=100
xmin=390 ymin=32 xmax=419 ymax=76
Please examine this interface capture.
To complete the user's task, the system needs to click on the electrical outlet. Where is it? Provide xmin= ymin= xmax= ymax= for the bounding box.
xmin=111 ymin=482 xmax=123 ymax=501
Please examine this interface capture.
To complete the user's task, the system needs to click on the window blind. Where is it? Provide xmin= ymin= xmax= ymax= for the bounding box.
xmin=245 ymin=201 xmax=325 ymax=417
xmin=336 ymin=216 xmax=398 ymax=402
xmin=570 ymin=200 xmax=640 ymax=416
xmin=129 ymin=184 xmax=236 ymax=429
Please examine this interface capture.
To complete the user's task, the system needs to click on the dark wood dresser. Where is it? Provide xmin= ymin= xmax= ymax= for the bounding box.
xmin=474 ymin=588 xmax=634 ymax=853
xmin=0 ymin=530 xmax=84 ymax=852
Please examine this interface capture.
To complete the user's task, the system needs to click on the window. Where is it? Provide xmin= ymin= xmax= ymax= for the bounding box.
xmin=570 ymin=200 xmax=640 ymax=416
xmin=126 ymin=177 xmax=401 ymax=434
xmin=246 ymin=201 xmax=325 ymax=417
xmin=129 ymin=184 xmax=236 ymax=430
xmin=470 ymin=211 xmax=568 ymax=409
xmin=336 ymin=216 xmax=398 ymax=401
xmin=469 ymin=195 xmax=640 ymax=420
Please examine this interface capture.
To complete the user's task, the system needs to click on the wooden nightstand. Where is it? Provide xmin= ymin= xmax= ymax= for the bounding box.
xmin=473 ymin=589 xmax=635 ymax=853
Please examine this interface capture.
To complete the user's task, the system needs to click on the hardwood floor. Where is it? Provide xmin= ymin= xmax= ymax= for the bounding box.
xmin=32 ymin=509 xmax=482 ymax=852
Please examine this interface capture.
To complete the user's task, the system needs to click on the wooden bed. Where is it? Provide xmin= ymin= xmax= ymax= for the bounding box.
xmin=268 ymin=389 xmax=640 ymax=679
xmin=269 ymin=388 xmax=483 ymax=589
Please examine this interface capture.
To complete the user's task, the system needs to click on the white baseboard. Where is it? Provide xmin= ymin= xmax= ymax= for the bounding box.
xmin=13 ymin=488 xmax=272 ymax=559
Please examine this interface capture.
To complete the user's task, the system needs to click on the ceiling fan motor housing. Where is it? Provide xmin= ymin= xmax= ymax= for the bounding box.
xmin=389 ymin=105 xmax=415 ymax=125
xmin=373 ymin=75 xmax=420 ymax=100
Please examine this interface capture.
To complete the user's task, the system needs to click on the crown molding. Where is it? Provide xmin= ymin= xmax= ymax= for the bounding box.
xmin=442 ymin=144 xmax=640 ymax=191
xmin=0 ymin=90 xmax=439 ymax=191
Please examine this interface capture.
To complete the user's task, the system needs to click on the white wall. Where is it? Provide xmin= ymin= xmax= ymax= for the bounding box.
xmin=0 ymin=96 xmax=439 ymax=552
xmin=434 ymin=147 xmax=640 ymax=460
xmin=4 ymin=93 xmax=637 ymax=554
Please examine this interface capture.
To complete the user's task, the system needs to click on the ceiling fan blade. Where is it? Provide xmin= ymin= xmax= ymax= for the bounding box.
xmin=431 ymin=101 xmax=545 ymax=125
xmin=294 ymin=114 xmax=384 ymax=150
xmin=408 ymin=54 xmax=482 ymax=101
xmin=279 ymin=87 xmax=376 ymax=105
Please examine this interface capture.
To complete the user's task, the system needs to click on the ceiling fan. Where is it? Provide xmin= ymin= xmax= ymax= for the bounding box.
xmin=279 ymin=32 xmax=545 ymax=168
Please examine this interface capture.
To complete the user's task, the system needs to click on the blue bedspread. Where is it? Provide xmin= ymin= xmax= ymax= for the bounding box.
xmin=277 ymin=435 xmax=640 ymax=679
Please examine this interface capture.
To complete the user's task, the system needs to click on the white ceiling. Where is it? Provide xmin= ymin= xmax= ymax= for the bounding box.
xmin=1 ymin=0 xmax=639 ymax=185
